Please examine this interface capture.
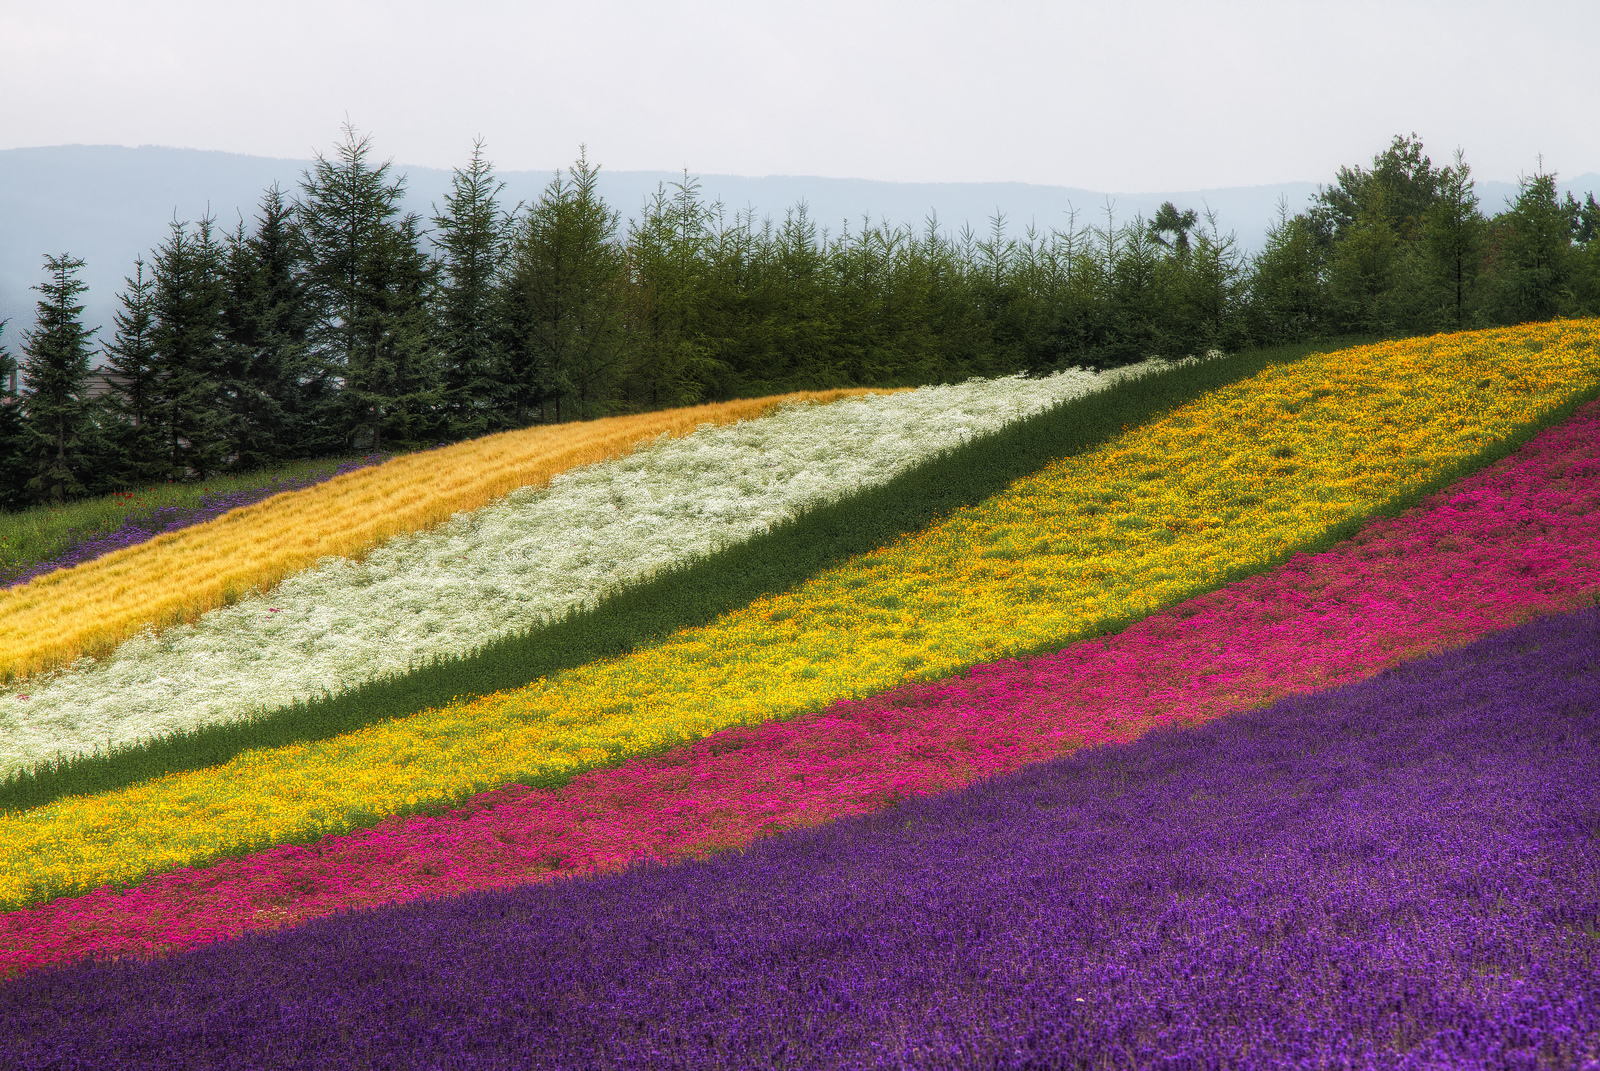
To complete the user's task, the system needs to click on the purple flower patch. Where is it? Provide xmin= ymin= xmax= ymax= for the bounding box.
xmin=3 ymin=605 xmax=1596 ymax=1069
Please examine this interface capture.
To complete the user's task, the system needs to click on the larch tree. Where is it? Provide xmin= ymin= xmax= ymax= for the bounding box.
xmin=504 ymin=148 xmax=627 ymax=422
xmin=18 ymin=255 xmax=99 ymax=502
xmin=299 ymin=124 xmax=439 ymax=451
xmin=431 ymin=138 xmax=512 ymax=437
xmin=102 ymin=258 xmax=169 ymax=484
xmin=1422 ymin=149 xmax=1486 ymax=331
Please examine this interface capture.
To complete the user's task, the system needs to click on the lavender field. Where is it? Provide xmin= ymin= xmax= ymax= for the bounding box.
xmin=3 ymin=604 xmax=1595 ymax=1069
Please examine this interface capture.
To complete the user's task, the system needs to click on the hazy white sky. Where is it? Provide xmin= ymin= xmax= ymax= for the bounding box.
xmin=2 ymin=0 xmax=1596 ymax=190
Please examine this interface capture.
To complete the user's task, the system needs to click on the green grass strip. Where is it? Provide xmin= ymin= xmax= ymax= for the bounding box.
xmin=0 ymin=339 xmax=1362 ymax=814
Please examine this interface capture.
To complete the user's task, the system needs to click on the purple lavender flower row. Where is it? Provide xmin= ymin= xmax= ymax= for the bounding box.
xmin=4 ymin=606 xmax=1596 ymax=1069
xmin=0 ymin=455 xmax=389 ymax=590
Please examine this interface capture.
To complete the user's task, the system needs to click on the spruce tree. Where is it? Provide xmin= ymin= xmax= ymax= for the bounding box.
xmin=102 ymin=258 xmax=169 ymax=485
xmin=362 ymin=213 xmax=443 ymax=449
xmin=0 ymin=320 xmax=27 ymax=509
xmin=1422 ymin=149 xmax=1486 ymax=331
xmin=18 ymin=255 xmax=98 ymax=503
xmin=505 ymin=149 xmax=627 ymax=422
xmin=431 ymin=139 xmax=511 ymax=438
xmin=299 ymin=124 xmax=441 ymax=451
xmin=619 ymin=175 xmax=721 ymax=411
xmin=150 ymin=216 xmax=234 ymax=478
xmin=224 ymin=184 xmax=326 ymax=467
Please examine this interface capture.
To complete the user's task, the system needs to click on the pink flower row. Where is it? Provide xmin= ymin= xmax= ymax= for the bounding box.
xmin=4 ymin=403 xmax=1599 ymax=977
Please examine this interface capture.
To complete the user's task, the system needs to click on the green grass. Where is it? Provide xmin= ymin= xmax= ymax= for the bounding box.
xmin=0 ymin=454 xmax=391 ymax=580
xmin=0 ymin=338 xmax=1388 ymax=813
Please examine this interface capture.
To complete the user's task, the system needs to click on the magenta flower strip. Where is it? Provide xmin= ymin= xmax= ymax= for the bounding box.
xmin=2 ymin=403 xmax=1598 ymax=976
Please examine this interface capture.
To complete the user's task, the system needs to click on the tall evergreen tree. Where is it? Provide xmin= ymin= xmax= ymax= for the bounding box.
xmin=223 ymin=184 xmax=325 ymax=467
xmin=1490 ymin=167 xmax=1576 ymax=324
xmin=299 ymin=125 xmax=439 ymax=450
xmin=1422 ymin=149 xmax=1486 ymax=331
xmin=102 ymin=258 xmax=169 ymax=484
xmin=431 ymin=139 xmax=511 ymax=437
xmin=361 ymin=213 xmax=442 ymax=448
xmin=18 ymin=255 xmax=99 ymax=503
xmin=150 ymin=216 xmax=233 ymax=478
xmin=1248 ymin=202 xmax=1326 ymax=342
xmin=620 ymin=175 xmax=725 ymax=410
xmin=505 ymin=149 xmax=627 ymax=422
xmin=0 ymin=320 xmax=27 ymax=509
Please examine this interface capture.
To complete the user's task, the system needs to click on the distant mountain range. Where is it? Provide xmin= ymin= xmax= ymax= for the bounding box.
xmin=3 ymin=144 xmax=1597 ymax=344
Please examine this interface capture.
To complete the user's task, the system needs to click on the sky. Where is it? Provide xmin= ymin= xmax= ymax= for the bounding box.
xmin=2 ymin=0 xmax=1597 ymax=192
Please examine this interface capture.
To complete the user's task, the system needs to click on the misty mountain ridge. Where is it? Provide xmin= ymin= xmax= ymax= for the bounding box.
xmin=3 ymin=144 xmax=1597 ymax=343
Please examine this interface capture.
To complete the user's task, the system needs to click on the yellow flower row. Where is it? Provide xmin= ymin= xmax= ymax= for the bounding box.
xmin=2 ymin=321 xmax=1596 ymax=908
xmin=0 ymin=388 xmax=887 ymax=682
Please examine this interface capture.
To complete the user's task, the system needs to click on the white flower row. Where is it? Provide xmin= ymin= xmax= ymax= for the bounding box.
xmin=0 ymin=365 xmax=1156 ymax=775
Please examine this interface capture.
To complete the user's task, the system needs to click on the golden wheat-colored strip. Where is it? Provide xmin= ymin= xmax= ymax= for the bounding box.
xmin=0 ymin=390 xmax=888 ymax=682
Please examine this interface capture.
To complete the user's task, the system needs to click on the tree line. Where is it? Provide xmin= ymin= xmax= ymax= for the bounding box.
xmin=1 ymin=129 xmax=1597 ymax=508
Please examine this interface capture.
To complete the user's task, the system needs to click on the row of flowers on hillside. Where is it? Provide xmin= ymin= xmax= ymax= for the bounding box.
xmin=0 ymin=368 xmax=1137 ymax=776
xmin=3 ymin=394 xmax=1597 ymax=973
xmin=0 ymin=322 xmax=1595 ymax=909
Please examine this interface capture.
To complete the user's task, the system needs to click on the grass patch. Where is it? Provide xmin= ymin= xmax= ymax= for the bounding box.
xmin=0 ymin=455 xmax=388 ymax=583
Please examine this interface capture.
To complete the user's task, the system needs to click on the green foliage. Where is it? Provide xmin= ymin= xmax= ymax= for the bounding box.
xmin=101 ymin=259 xmax=168 ymax=486
xmin=150 ymin=216 xmax=233 ymax=479
xmin=18 ymin=255 xmax=101 ymax=503
xmin=1489 ymin=168 xmax=1579 ymax=324
xmin=431 ymin=140 xmax=512 ymax=437
xmin=297 ymin=124 xmax=441 ymax=452
xmin=4 ymin=128 xmax=1598 ymax=511
xmin=1421 ymin=150 xmax=1487 ymax=331
xmin=503 ymin=148 xmax=628 ymax=422
xmin=223 ymin=184 xmax=326 ymax=467
xmin=1311 ymin=133 xmax=1445 ymax=245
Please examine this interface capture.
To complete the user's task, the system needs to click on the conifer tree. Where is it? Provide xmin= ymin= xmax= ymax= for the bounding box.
xmin=1248 ymin=202 xmax=1326 ymax=342
xmin=18 ymin=255 xmax=98 ymax=503
xmin=360 ymin=213 xmax=442 ymax=448
xmin=102 ymin=258 xmax=169 ymax=484
xmin=431 ymin=139 xmax=511 ymax=437
xmin=1422 ymin=149 xmax=1486 ymax=330
xmin=150 ymin=216 xmax=234 ymax=478
xmin=0 ymin=320 xmax=26 ymax=509
xmin=299 ymin=125 xmax=439 ymax=450
xmin=505 ymin=148 xmax=627 ymax=422
xmin=223 ymin=184 xmax=325 ymax=467
xmin=620 ymin=175 xmax=722 ymax=410
xmin=1491 ymin=167 xmax=1576 ymax=324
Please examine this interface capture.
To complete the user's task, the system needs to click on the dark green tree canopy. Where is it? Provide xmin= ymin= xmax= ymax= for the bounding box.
xmin=19 ymin=254 xmax=99 ymax=502
xmin=505 ymin=148 xmax=627 ymax=422
xmin=1149 ymin=202 xmax=1199 ymax=257
xmin=1313 ymin=133 xmax=1445 ymax=244
xmin=298 ymin=124 xmax=439 ymax=450
xmin=431 ymin=138 xmax=512 ymax=435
